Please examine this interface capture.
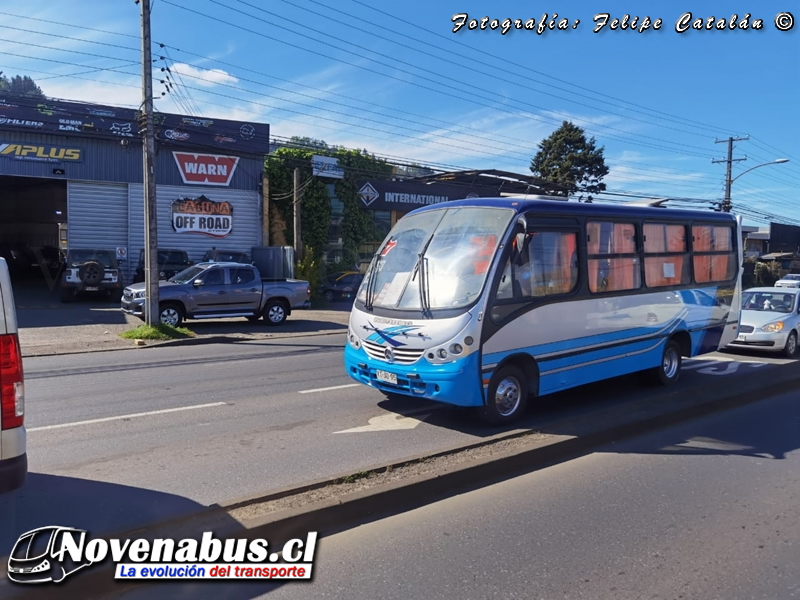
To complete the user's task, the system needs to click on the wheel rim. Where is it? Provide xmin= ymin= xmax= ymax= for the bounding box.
xmin=494 ymin=376 xmax=521 ymax=417
xmin=663 ymin=346 xmax=679 ymax=379
xmin=325 ymin=292 xmax=334 ymax=301
xmin=788 ymin=334 xmax=797 ymax=355
xmin=161 ymin=308 xmax=179 ymax=326
xmin=268 ymin=305 xmax=285 ymax=323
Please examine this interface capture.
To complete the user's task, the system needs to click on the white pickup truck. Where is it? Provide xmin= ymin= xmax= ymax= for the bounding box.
xmin=0 ymin=257 xmax=26 ymax=492
xmin=121 ymin=261 xmax=311 ymax=326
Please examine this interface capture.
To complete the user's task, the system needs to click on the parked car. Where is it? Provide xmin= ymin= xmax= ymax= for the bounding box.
xmin=133 ymin=249 xmax=193 ymax=283
xmin=60 ymin=249 xmax=123 ymax=303
xmin=774 ymin=274 xmax=800 ymax=289
xmin=0 ymin=257 xmax=27 ymax=492
xmin=121 ymin=262 xmax=311 ymax=326
xmin=202 ymin=249 xmax=251 ymax=264
xmin=726 ymin=287 xmax=800 ymax=357
xmin=319 ymin=270 xmax=364 ymax=302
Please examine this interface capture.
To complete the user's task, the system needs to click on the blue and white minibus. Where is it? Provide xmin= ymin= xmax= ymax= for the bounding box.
xmin=344 ymin=197 xmax=743 ymax=424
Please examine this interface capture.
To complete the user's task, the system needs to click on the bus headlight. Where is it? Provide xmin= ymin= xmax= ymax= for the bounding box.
xmin=437 ymin=348 xmax=447 ymax=359
xmin=348 ymin=329 xmax=361 ymax=349
xmin=762 ymin=321 xmax=784 ymax=333
xmin=449 ymin=343 xmax=463 ymax=355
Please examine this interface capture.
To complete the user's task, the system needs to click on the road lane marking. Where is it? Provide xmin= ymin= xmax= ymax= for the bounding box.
xmin=334 ymin=412 xmax=432 ymax=433
xmin=27 ymin=402 xmax=228 ymax=432
xmin=299 ymin=383 xmax=360 ymax=394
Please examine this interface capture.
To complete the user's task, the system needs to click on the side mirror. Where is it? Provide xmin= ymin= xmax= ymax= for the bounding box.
xmin=193 ymin=279 xmax=203 ymax=287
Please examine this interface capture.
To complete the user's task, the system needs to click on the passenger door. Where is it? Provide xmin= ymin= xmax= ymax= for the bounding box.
xmin=228 ymin=267 xmax=262 ymax=312
xmin=191 ymin=266 xmax=229 ymax=314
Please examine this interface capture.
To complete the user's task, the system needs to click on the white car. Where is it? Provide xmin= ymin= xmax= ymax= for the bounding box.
xmin=0 ymin=257 xmax=26 ymax=492
xmin=775 ymin=274 xmax=800 ymax=288
xmin=727 ymin=287 xmax=800 ymax=357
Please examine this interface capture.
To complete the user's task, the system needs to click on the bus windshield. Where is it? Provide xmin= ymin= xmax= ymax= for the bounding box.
xmin=357 ymin=206 xmax=514 ymax=314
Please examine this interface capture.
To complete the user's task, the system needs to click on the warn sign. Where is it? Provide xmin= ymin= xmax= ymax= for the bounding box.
xmin=172 ymin=152 xmax=239 ymax=186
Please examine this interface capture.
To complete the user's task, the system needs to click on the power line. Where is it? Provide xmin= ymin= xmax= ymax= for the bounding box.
xmin=271 ymin=0 xmax=719 ymax=143
xmin=0 ymin=11 xmax=140 ymax=39
xmin=348 ymin=0 xmax=741 ymax=138
xmin=161 ymin=0 xmax=713 ymax=160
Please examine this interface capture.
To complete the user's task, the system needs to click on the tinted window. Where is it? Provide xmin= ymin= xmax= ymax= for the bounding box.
xmin=201 ymin=268 xmax=224 ymax=285
xmin=68 ymin=251 xmax=114 ymax=267
xmin=587 ymin=221 xmax=641 ymax=293
xmin=230 ymin=268 xmax=255 ymax=284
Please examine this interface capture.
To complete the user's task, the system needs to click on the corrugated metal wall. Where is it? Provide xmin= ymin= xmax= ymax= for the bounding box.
xmin=129 ymin=183 xmax=262 ymax=276
xmin=67 ymin=180 xmax=130 ymax=272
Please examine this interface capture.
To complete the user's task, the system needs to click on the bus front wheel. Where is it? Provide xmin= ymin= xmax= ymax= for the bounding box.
xmin=650 ymin=339 xmax=682 ymax=386
xmin=481 ymin=365 xmax=528 ymax=425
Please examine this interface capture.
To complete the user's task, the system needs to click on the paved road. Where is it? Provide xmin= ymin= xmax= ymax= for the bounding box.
xmin=1 ymin=334 xmax=794 ymax=552
xmin=115 ymin=386 xmax=800 ymax=599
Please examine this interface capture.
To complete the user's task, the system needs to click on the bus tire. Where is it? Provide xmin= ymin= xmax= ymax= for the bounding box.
xmin=481 ymin=365 xmax=528 ymax=425
xmin=650 ymin=339 xmax=682 ymax=386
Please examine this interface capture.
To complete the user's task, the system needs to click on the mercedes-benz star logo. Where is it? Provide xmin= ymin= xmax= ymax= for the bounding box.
xmin=384 ymin=347 xmax=394 ymax=363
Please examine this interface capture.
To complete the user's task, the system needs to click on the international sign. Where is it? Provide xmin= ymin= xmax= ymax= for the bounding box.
xmin=172 ymin=196 xmax=233 ymax=237
xmin=172 ymin=152 xmax=239 ymax=186
xmin=0 ymin=142 xmax=82 ymax=162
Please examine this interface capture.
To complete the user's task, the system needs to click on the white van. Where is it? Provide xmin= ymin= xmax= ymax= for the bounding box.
xmin=0 ymin=257 xmax=26 ymax=492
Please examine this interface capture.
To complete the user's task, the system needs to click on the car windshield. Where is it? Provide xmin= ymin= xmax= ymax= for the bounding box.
xmin=204 ymin=251 xmax=249 ymax=262
xmin=742 ymin=291 xmax=797 ymax=313
xmin=169 ymin=265 xmax=207 ymax=284
xmin=781 ymin=275 xmax=800 ymax=281
xmin=356 ymin=206 xmax=514 ymax=314
xmin=68 ymin=251 xmax=114 ymax=267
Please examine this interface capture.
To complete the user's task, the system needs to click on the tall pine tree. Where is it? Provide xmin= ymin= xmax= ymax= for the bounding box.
xmin=530 ymin=121 xmax=609 ymax=199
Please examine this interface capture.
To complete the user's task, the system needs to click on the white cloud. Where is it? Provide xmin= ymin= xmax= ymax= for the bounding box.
xmin=170 ymin=63 xmax=238 ymax=87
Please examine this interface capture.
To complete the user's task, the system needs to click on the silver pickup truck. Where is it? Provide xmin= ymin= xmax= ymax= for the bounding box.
xmin=121 ymin=262 xmax=310 ymax=326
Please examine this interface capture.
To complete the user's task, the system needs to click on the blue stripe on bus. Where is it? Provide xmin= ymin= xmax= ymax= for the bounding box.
xmin=481 ymin=313 xmax=685 ymax=367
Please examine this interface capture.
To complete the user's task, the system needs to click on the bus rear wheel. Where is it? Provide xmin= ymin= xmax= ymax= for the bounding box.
xmin=480 ymin=365 xmax=528 ymax=426
xmin=650 ymin=339 xmax=682 ymax=386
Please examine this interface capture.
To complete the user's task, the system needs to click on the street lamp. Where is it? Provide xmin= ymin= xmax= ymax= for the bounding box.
xmin=722 ymin=158 xmax=789 ymax=212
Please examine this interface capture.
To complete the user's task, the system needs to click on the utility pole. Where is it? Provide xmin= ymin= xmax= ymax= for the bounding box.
xmin=712 ymin=135 xmax=749 ymax=213
xmin=261 ymin=172 xmax=270 ymax=246
xmin=140 ymin=0 xmax=159 ymax=326
xmin=293 ymin=167 xmax=302 ymax=262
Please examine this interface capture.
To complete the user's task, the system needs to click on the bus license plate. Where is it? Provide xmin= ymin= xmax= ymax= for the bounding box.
xmin=376 ymin=370 xmax=397 ymax=385
xmin=85 ymin=287 xmax=98 ymax=291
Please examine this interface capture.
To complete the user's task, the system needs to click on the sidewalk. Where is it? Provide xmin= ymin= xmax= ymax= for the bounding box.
xmin=16 ymin=308 xmax=351 ymax=357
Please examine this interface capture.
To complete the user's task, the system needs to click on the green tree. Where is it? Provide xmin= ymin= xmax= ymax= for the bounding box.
xmin=530 ymin=121 xmax=609 ymax=197
xmin=0 ymin=74 xmax=45 ymax=99
xmin=265 ymin=142 xmax=393 ymax=268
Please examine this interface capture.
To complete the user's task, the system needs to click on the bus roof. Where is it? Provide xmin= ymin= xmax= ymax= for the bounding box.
xmin=405 ymin=197 xmax=738 ymax=222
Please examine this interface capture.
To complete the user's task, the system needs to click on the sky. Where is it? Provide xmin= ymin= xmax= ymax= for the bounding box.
xmin=0 ymin=0 xmax=797 ymax=227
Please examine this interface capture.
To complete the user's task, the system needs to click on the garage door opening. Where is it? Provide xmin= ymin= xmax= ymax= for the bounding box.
xmin=0 ymin=175 xmax=67 ymax=292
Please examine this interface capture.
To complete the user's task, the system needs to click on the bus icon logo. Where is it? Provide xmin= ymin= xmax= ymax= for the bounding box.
xmin=8 ymin=526 xmax=93 ymax=584
xmin=359 ymin=183 xmax=379 ymax=207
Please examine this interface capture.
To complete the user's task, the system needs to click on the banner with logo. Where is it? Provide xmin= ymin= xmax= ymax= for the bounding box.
xmin=0 ymin=141 xmax=82 ymax=162
xmin=172 ymin=152 xmax=239 ymax=186
xmin=0 ymin=96 xmax=269 ymax=155
xmin=171 ymin=196 xmax=233 ymax=237
xmin=357 ymin=180 xmax=498 ymax=211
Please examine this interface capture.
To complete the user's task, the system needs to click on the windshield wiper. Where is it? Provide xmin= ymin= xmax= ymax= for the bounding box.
xmin=397 ymin=232 xmax=436 ymax=315
xmin=418 ymin=255 xmax=431 ymax=317
xmin=364 ymin=254 xmax=382 ymax=312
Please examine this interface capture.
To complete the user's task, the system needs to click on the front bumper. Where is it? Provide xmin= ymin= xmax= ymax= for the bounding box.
xmin=121 ymin=297 xmax=145 ymax=318
xmin=726 ymin=329 xmax=789 ymax=351
xmin=344 ymin=345 xmax=483 ymax=407
xmin=62 ymin=281 xmax=120 ymax=292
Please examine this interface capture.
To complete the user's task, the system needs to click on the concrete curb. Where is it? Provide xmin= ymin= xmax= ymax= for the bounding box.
xmin=5 ymin=362 xmax=800 ymax=599
xmin=20 ymin=329 xmax=348 ymax=358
